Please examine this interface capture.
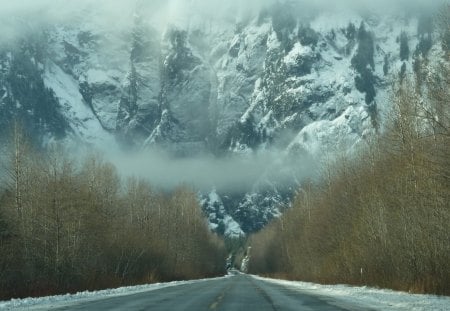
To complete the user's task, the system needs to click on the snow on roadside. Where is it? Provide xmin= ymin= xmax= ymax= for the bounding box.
xmin=0 ymin=277 xmax=227 ymax=310
xmin=253 ymin=276 xmax=450 ymax=311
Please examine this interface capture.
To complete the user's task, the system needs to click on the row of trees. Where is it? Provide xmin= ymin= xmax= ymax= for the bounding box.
xmin=248 ymin=16 xmax=450 ymax=295
xmin=0 ymin=131 xmax=225 ymax=300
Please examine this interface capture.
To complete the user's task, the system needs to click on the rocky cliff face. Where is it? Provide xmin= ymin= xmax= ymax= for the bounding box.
xmin=0 ymin=2 xmax=440 ymax=236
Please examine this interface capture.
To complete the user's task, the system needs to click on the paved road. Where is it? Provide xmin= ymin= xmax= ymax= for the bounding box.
xmin=46 ymin=274 xmax=375 ymax=310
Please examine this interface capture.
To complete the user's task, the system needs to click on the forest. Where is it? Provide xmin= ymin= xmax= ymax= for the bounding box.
xmin=248 ymin=10 xmax=450 ymax=295
xmin=0 ymin=133 xmax=225 ymax=299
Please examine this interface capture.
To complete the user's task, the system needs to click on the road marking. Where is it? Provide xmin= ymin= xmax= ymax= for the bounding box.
xmin=209 ymin=292 xmax=225 ymax=310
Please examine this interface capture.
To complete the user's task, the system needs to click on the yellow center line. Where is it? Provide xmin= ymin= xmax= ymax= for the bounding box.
xmin=209 ymin=291 xmax=226 ymax=310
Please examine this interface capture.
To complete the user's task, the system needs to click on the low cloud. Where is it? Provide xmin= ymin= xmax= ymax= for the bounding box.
xmin=0 ymin=0 xmax=441 ymax=44
xmin=107 ymin=148 xmax=316 ymax=193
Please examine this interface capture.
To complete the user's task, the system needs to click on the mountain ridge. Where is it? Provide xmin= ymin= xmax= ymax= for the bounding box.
xmin=0 ymin=2 xmax=441 ymax=235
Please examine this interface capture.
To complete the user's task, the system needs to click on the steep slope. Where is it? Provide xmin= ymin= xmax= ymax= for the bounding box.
xmin=0 ymin=2 xmax=440 ymax=235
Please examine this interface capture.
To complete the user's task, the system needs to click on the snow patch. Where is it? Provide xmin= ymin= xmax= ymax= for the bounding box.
xmin=283 ymin=42 xmax=314 ymax=68
xmin=288 ymin=105 xmax=370 ymax=156
xmin=43 ymin=61 xmax=117 ymax=149
xmin=86 ymin=69 xmax=120 ymax=86
xmin=0 ymin=277 xmax=228 ymax=310
xmin=223 ymin=215 xmax=245 ymax=238
xmin=253 ymin=276 xmax=450 ymax=311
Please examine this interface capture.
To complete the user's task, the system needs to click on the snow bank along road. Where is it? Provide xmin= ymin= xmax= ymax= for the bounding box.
xmin=1 ymin=274 xmax=449 ymax=310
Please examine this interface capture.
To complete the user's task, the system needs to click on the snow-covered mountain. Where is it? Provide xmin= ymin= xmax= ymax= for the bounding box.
xmin=0 ymin=1 xmax=440 ymax=236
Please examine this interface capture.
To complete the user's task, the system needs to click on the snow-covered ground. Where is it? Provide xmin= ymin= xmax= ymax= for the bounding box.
xmin=254 ymin=276 xmax=450 ymax=311
xmin=0 ymin=277 xmax=226 ymax=310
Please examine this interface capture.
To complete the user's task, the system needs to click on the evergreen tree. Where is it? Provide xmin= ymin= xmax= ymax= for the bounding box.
xmin=400 ymin=32 xmax=410 ymax=61
xmin=345 ymin=22 xmax=357 ymax=41
xmin=270 ymin=2 xmax=296 ymax=51
xmin=351 ymin=22 xmax=376 ymax=104
xmin=416 ymin=12 xmax=433 ymax=57
xmin=383 ymin=54 xmax=390 ymax=76
xmin=2 ymin=49 xmax=68 ymax=140
xmin=351 ymin=22 xmax=375 ymax=71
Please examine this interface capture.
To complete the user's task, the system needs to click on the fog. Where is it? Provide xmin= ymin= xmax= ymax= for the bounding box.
xmin=0 ymin=0 xmax=441 ymax=43
xmin=106 ymin=148 xmax=317 ymax=193
xmin=0 ymin=0 xmax=438 ymax=18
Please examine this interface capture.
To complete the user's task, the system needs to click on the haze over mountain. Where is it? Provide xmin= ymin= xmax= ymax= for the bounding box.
xmin=0 ymin=0 xmax=444 ymax=235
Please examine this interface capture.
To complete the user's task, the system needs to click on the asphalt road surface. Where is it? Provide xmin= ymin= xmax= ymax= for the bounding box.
xmin=45 ymin=274 xmax=376 ymax=310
